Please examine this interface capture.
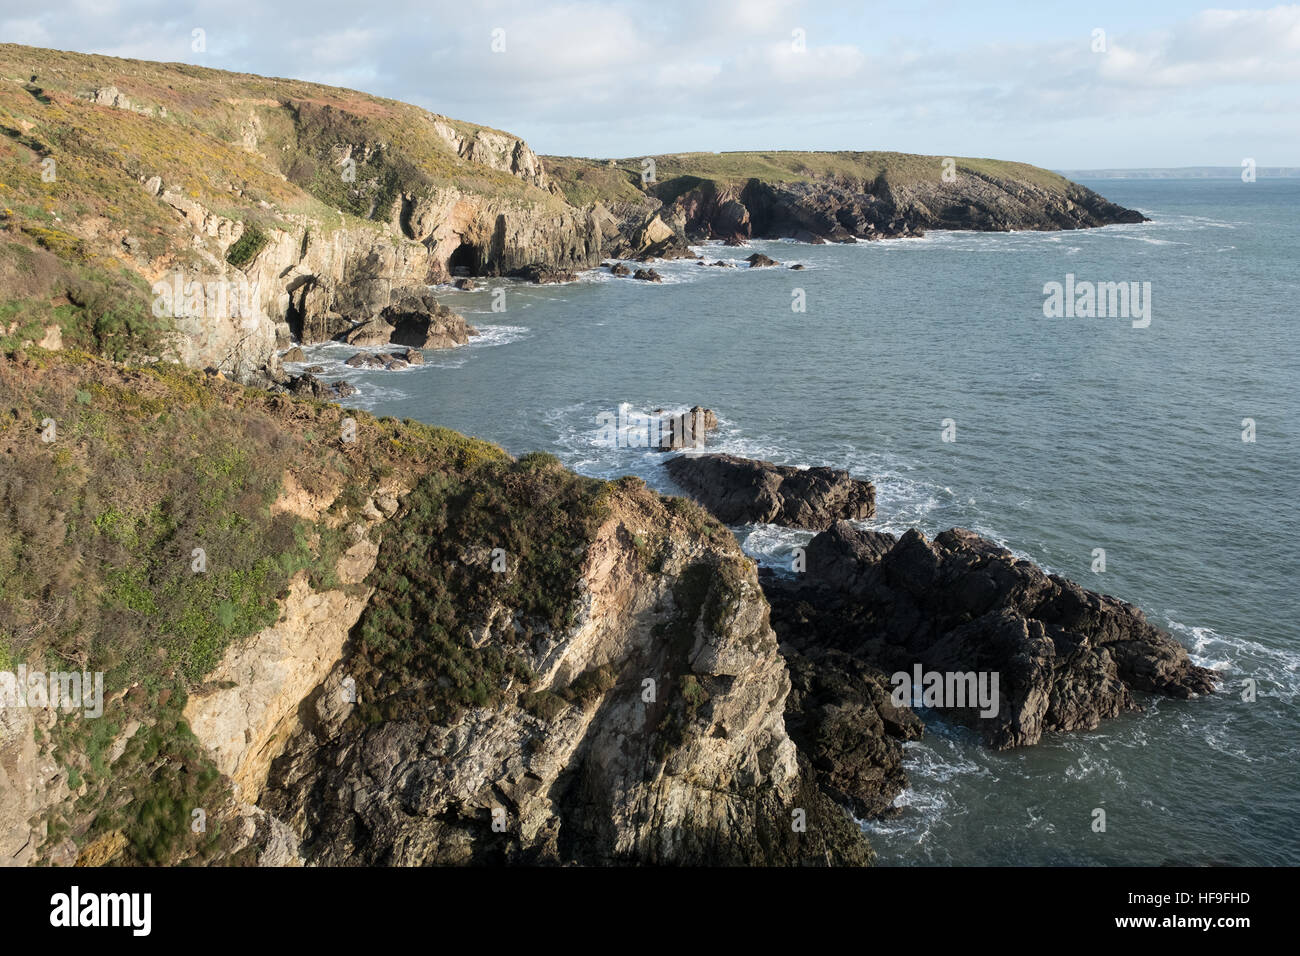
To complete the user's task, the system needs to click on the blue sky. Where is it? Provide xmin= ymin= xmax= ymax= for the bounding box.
xmin=4 ymin=1 xmax=1298 ymax=168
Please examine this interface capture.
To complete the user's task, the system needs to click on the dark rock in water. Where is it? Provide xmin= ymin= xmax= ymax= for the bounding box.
xmin=651 ymin=406 xmax=718 ymax=451
xmin=516 ymin=264 xmax=577 ymax=284
xmin=635 ymin=235 xmax=698 ymax=261
xmin=764 ymin=521 xmax=1220 ymax=750
xmin=345 ymin=350 xmax=419 ymax=371
xmin=305 ymin=365 xmax=325 ymax=373
xmin=723 ymin=236 xmax=749 ymax=247
xmin=633 ymin=268 xmax=662 ymax=282
xmin=609 ymin=262 xmax=632 ymax=276
xmin=285 ymin=373 xmax=355 ymax=402
xmin=789 ymin=263 xmax=806 ymax=270
xmin=746 ymin=252 xmax=780 ymax=268
xmin=453 ymin=278 xmax=475 ymax=291
xmin=665 ymin=453 xmax=875 ymax=529
xmin=282 ymin=345 xmax=306 ymax=363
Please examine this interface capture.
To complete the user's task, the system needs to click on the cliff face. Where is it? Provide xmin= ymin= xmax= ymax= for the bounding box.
xmin=253 ymin=473 xmax=873 ymax=868
xmin=0 ymin=45 xmax=631 ymax=382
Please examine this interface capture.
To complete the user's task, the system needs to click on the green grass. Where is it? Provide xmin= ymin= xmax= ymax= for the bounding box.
xmin=350 ymin=451 xmax=612 ymax=727
xmin=544 ymin=150 xmax=1074 ymax=209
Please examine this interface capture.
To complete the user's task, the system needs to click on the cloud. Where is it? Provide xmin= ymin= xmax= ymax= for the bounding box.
xmin=3 ymin=1 xmax=1297 ymax=165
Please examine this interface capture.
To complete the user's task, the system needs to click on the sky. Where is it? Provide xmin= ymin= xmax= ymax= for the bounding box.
xmin=3 ymin=0 xmax=1298 ymax=168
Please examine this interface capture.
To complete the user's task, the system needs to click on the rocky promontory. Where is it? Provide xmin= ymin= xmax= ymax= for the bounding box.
xmin=764 ymin=521 xmax=1218 ymax=749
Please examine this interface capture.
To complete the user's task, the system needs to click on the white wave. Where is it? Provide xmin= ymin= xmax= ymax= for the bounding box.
xmin=1166 ymin=619 xmax=1299 ymax=702
xmin=469 ymin=324 xmax=530 ymax=347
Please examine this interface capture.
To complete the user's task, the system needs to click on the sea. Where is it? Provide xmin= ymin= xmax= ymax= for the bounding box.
xmin=285 ymin=178 xmax=1299 ymax=865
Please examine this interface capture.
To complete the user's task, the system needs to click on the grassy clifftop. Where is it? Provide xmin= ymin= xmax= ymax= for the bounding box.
xmin=544 ymin=149 xmax=1077 ymax=206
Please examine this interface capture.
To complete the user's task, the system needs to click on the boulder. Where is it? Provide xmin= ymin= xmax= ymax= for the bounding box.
xmin=652 ymin=406 xmax=718 ymax=451
xmin=746 ymin=253 xmax=780 ymax=268
xmin=341 ymin=295 xmax=473 ymax=350
xmin=609 ymin=263 xmax=632 ymax=276
xmin=664 ymin=453 xmax=875 ymax=529
xmin=285 ymin=374 xmax=356 ymax=402
xmin=345 ymin=351 xmax=418 ymax=371
xmin=282 ymin=346 xmax=306 ymax=362
xmin=516 ymin=264 xmax=577 ymax=284
xmin=633 ymin=268 xmax=662 ymax=283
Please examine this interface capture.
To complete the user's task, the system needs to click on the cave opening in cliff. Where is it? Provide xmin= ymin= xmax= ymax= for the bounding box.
xmin=448 ymin=242 xmax=482 ymax=277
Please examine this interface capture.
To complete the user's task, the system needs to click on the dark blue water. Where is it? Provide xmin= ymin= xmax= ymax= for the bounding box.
xmin=290 ymin=179 xmax=1299 ymax=865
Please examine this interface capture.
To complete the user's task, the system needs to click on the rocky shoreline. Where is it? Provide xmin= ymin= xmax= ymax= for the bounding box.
xmin=657 ymin=446 xmax=1221 ymax=823
xmin=0 ymin=44 xmax=1197 ymax=869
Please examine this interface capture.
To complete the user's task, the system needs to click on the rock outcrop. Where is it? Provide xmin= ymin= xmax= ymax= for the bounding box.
xmin=764 ymin=522 xmax=1218 ymax=749
xmin=258 ymin=475 xmax=872 ymax=865
xmin=665 ymin=454 xmax=877 ymax=529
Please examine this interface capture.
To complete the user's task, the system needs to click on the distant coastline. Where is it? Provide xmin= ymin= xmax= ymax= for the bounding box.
xmin=1058 ymin=166 xmax=1300 ymax=179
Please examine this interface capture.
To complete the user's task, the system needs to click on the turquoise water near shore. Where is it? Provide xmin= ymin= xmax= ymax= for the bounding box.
xmin=289 ymin=179 xmax=1299 ymax=865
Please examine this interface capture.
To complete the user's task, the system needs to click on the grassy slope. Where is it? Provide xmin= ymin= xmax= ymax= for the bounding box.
xmin=0 ymin=348 xmax=507 ymax=863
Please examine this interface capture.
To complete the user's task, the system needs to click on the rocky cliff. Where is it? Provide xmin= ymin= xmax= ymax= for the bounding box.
xmin=3 ymin=45 xmax=1147 ymax=388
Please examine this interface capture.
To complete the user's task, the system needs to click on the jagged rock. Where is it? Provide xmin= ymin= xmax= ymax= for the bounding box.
xmin=765 ymin=522 xmax=1219 ymax=749
xmin=282 ymin=346 xmax=306 ymax=362
xmin=635 ymin=235 xmax=699 ymax=261
xmin=516 ymin=264 xmax=577 ymax=284
xmin=651 ymin=406 xmax=718 ymax=451
xmin=454 ymin=278 xmax=475 ymax=291
xmin=746 ymin=253 xmax=780 ymax=268
xmin=609 ymin=263 xmax=631 ymax=276
xmin=633 ymin=268 xmax=662 ymax=282
xmin=340 ymin=294 xmax=472 ymax=350
xmin=285 ymin=373 xmax=356 ymax=401
xmin=665 ymin=454 xmax=876 ymax=529
xmin=344 ymin=351 xmax=416 ymax=371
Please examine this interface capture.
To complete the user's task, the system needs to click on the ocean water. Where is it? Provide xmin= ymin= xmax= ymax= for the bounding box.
xmin=287 ymin=179 xmax=1299 ymax=866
